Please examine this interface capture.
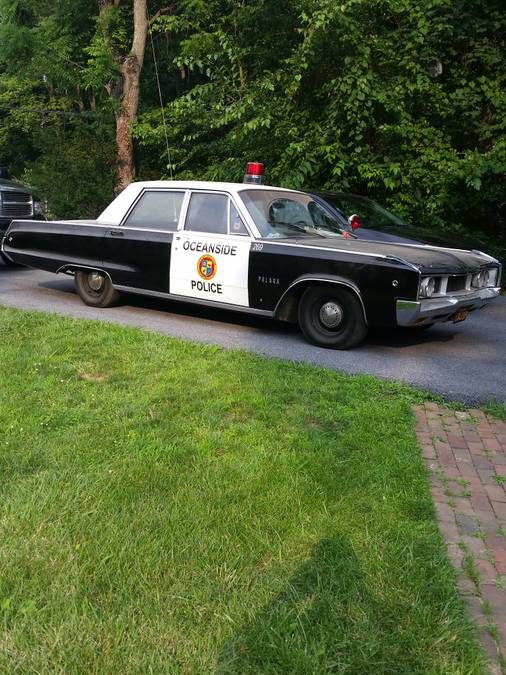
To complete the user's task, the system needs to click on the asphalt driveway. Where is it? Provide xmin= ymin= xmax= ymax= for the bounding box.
xmin=1 ymin=261 xmax=505 ymax=404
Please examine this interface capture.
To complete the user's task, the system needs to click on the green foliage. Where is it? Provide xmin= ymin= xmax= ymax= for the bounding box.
xmin=0 ymin=0 xmax=115 ymax=213
xmin=0 ymin=0 xmax=504 ymax=260
xmin=23 ymin=117 xmax=116 ymax=219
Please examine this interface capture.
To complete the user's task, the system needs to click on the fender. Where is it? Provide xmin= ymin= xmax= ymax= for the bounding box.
xmin=274 ymin=273 xmax=367 ymax=324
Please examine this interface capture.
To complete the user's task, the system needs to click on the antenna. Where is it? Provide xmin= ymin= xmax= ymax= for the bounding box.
xmin=147 ymin=7 xmax=174 ymax=179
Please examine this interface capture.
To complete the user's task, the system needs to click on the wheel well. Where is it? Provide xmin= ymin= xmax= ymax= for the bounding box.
xmin=56 ymin=264 xmax=111 ymax=281
xmin=275 ymin=279 xmax=366 ymax=324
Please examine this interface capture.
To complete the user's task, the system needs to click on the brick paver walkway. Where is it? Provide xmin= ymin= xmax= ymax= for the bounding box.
xmin=413 ymin=403 xmax=506 ymax=674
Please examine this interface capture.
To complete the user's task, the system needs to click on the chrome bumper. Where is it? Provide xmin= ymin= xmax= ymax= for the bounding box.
xmin=396 ymin=287 xmax=501 ymax=326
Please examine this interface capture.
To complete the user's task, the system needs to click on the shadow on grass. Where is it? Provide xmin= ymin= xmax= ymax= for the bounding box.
xmin=216 ymin=537 xmax=439 ymax=675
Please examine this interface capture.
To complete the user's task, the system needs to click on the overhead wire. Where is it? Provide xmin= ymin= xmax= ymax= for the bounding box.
xmin=147 ymin=6 xmax=174 ymax=179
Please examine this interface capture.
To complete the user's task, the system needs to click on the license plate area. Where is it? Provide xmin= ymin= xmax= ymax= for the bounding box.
xmin=452 ymin=309 xmax=469 ymax=323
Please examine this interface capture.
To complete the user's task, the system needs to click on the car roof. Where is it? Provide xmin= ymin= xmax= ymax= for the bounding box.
xmin=98 ymin=180 xmax=301 ymax=224
xmin=127 ymin=180 xmax=299 ymax=193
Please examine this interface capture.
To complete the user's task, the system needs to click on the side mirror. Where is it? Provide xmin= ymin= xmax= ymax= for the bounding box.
xmin=0 ymin=167 xmax=10 ymax=179
xmin=348 ymin=213 xmax=361 ymax=230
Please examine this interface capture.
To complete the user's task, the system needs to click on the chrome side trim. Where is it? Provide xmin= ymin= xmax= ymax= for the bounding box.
xmin=385 ymin=255 xmax=421 ymax=273
xmin=57 ymin=263 xmax=101 ymax=275
xmin=113 ymin=285 xmax=274 ymax=317
xmin=274 ymin=275 xmax=367 ymax=325
xmin=57 ymin=221 xmax=177 ymax=235
xmin=9 ymin=219 xmax=178 ymax=235
xmin=260 ymin=238 xmax=420 ymax=262
xmin=396 ymin=287 xmax=501 ymax=326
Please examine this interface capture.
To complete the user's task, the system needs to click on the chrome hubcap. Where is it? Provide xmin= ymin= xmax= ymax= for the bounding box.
xmin=88 ymin=272 xmax=104 ymax=291
xmin=319 ymin=301 xmax=343 ymax=329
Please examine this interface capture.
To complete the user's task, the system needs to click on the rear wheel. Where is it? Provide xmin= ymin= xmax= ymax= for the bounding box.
xmin=298 ymin=284 xmax=367 ymax=349
xmin=74 ymin=270 xmax=120 ymax=308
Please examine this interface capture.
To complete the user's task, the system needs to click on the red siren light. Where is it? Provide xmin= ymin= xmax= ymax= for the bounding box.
xmin=243 ymin=161 xmax=264 ymax=184
xmin=348 ymin=214 xmax=361 ymax=230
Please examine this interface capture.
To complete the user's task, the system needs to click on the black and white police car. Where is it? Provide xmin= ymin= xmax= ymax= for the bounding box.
xmin=2 ymin=163 xmax=501 ymax=349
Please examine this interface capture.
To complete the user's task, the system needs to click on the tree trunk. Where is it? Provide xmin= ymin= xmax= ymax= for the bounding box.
xmin=100 ymin=0 xmax=148 ymax=192
xmin=115 ymin=0 xmax=148 ymax=191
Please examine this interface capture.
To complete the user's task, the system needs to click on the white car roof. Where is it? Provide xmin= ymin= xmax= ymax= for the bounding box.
xmin=97 ymin=180 xmax=298 ymax=225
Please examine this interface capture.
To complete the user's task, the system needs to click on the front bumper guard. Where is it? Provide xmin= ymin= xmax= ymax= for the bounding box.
xmin=396 ymin=287 xmax=501 ymax=326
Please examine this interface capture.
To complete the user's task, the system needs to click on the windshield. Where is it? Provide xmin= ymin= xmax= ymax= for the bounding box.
xmin=240 ymin=189 xmax=346 ymax=239
xmin=321 ymin=194 xmax=407 ymax=230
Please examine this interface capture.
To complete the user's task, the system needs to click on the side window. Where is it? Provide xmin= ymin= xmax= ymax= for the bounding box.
xmin=185 ymin=193 xmax=228 ymax=235
xmin=124 ymin=191 xmax=184 ymax=231
xmin=229 ymin=202 xmax=249 ymax=236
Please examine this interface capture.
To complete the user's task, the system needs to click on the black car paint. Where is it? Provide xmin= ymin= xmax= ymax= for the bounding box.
xmin=102 ymin=227 xmax=173 ymax=292
xmin=4 ymin=217 xmax=420 ymax=323
xmin=2 ymin=215 xmax=476 ymax=330
xmin=247 ymin=241 xmax=420 ymax=326
xmin=2 ymin=181 xmax=499 ymax=333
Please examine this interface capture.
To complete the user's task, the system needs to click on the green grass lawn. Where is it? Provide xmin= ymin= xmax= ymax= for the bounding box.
xmin=0 ymin=306 xmax=485 ymax=674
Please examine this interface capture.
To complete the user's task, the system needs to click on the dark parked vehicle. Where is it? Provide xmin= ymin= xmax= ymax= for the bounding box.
xmin=1 ymin=180 xmax=501 ymax=349
xmin=0 ymin=168 xmax=45 ymax=266
xmin=312 ymin=191 xmax=490 ymax=250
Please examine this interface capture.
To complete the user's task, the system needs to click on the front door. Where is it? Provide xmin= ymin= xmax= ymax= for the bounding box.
xmin=169 ymin=191 xmax=251 ymax=306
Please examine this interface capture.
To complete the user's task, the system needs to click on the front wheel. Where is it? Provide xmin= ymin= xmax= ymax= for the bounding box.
xmin=74 ymin=270 xmax=120 ymax=308
xmin=298 ymin=284 xmax=368 ymax=349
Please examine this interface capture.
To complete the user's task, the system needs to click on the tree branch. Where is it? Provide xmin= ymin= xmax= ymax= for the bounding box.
xmin=148 ymin=5 xmax=176 ymax=26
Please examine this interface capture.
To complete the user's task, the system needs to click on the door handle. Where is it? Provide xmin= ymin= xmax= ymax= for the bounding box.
xmin=109 ymin=230 xmax=124 ymax=237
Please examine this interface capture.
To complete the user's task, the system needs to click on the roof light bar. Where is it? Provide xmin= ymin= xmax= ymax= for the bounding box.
xmin=243 ymin=161 xmax=264 ymax=184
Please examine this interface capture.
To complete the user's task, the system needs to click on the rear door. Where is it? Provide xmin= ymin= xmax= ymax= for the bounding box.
xmin=102 ymin=189 xmax=185 ymax=292
xmin=169 ymin=191 xmax=251 ymax=306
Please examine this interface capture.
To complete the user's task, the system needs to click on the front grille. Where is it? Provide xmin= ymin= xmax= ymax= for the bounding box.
xmin=1 ymin=192 xmax=33 ymax=218
xmin=446 ymin=275 xmax=467 ymax=293
xmin=3 ymin=192 xmax=31 ymax=204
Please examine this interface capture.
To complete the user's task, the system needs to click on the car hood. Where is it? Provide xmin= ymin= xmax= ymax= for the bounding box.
xmin=281 ymin=237 xmax=495 ymax=273
xmin=355 ymin=224 xmax=491 ymax=251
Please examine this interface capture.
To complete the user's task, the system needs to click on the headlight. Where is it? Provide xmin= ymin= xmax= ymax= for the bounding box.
xmin=472 ymin=271 xmax=483 ymax=288
xmin=33 ymin=201 xmax=44 ymax=216
xmin=420 ymin=276 xmax=436 ymax=298
xmin=485 ymin=268 xmax=498 ymax=287
xmin=471 ymin=269 xmax=495 ymax=288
